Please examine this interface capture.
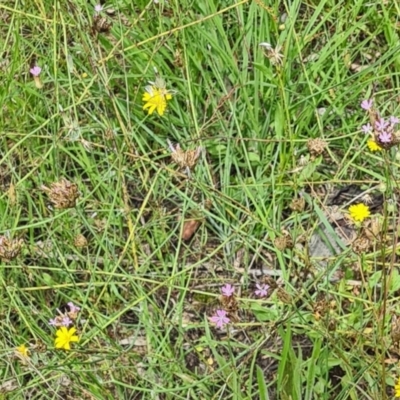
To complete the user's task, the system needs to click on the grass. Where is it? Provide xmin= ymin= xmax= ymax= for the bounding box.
xmin=2 ymin=0 xmax=400 ymax=398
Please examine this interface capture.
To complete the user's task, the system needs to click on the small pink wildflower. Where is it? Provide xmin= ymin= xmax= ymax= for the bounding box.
xmin=62 ymin=316 xmax=72 ymax=327
xmin=375 ymin=118 xmax=389 ymax=132
xmin=361 ymin=99 xmax=373 ymax=111
xmin=221 ymin=284 xmax=235 ymax=297
xmin=210 ymin=309 xmax=230 ymax=329
xmin=67 ymin=302 xmax=80 ymax=313
xmin=361 ymin=123 xmax=372 ymax=134
xmin=30 ymin=66 xmax=41 ymax=77
xmin=379 ymin=131 xmax=392 ymax=143
xmin=49 ymin=318 xmax=57 ymax=326
xmin=390 ymin=116 xmax=399 ymax=125
xmin=254 ymin=283 xmax=270 ymax=297
xmin=94 ymin=4 xmax=103 ymax=13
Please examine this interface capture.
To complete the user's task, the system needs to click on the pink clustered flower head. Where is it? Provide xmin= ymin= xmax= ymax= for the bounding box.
xmin=360 ymin=98 xmax=400 ymax=147
xmin=49 ymin=302 xmax=81 ymax=327
xmin=254 ymin=283 xmax=269 ymax=297
xmin=221 ymin=284 xmax=235 ymax=297
xmin=30 ymin=66 xmax=41 ymax=77
xmin=210 ymin=309 xmax=230 ymax=329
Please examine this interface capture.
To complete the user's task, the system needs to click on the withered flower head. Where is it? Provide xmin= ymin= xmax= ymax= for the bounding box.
xmin=42 ymin=178 xmax=79 ymax=209
xmin=259 ymin=43 xmax=284 ymax=66
xmin=168 ymin=140 xmax=202 ymax=171
xmin=274 ymin=232 xmax=293 ymax=251
xmin=74 ymin=234 xmax=88 ymax=248
xmin=289 ymin=197 xmax=305 ymax=212
xmin=307 ymin=138 xmax=328 ymax=157
xmin=351 ymin=236 xmax=370 ymax=254
xmin=92 ymin=15 xmax=112 ymax=33
xmin=0 ymin=235 xmax=23 ymax=262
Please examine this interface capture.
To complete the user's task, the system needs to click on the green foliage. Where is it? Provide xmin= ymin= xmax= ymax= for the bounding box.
xmin=1 ymin=0 xmax=400 ymax=398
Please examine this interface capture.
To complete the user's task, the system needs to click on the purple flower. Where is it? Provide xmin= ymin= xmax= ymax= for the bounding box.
xmin=361 ymin=123 xmax=372 ymax=134
xmin=49 ymin=318 xmax=58 ymax=326
xmin=390 ymin=116 xmax=400 ymax=125
xmin=254 ymin=283 xmax=270 ymax=297
xmin=62 ymin=316 xmax=72 ymax=327
xmin=94 ymin=4 xmax=103 ymax=13
xmin=221 ymin=284 xmax=235 ymax=297
xmin=361 ymin=99 xmax=373 ymax=111
xmin=67 ymin=302 xmax=80 ymax=313
xmin=210 ymin=309 xmax=230 ymax=329
xmin=30 ymin=66 xmax=41 ymax=77
xmin=375 ymin=118 xmax=389 ymax=132
xmin=379 ymin=131 xmax=392 ymax=143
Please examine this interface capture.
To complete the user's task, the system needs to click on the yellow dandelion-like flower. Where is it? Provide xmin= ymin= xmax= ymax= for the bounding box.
xmin=54 ymin=327 xmax=79 ymax=351
xmin=15 ymin=344 xmax=29 ymax=358
xmin=349 ymin=203 xmax=371 ymax=222
xmin=395 ymin=377 xmax=400 ymax=397
xmin=142 ymin=78 xmax=172 ymax=116
xmin=367 ymin=139 xmax=381 ymax=152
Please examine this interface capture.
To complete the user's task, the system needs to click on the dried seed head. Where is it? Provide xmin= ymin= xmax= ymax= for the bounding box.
xmin=74 ymin=234 xmax=88 ymax=248
xmin=351 ymin=236 xmax=370 ymax=254
xmin=273 ymin=234 xmax=293 ymax=251
xmin=259 ymin=43 xmax=284 ymax=66
xmin=169 ymin=141 xmax=202 ymax=170
xmin=276 ymin=287 xmax=292 ymax=304
xmin=307 ymin=138 xmax=327 ymax=157
xmin=0 ymin=236 xmax=23 ymax=262
xmin=289 ymin=197 xmax=305 ymax=212
xmin=92 ymin=15 xmax=112 ymax=33
xmin=391 ymin=315 xmax=400 ymax=343
xmin=42 ymin=178 xmax=79 ymax=209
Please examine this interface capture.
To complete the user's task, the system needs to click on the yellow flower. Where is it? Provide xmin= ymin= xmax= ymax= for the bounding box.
xmin=367 ymin=139 xmax=381 ymax=151
xmin=395 ymin=377 xmax=400 ymax=397
xmin=15 ymin=344 xmax=29 ymax=358
xmin=349 ymin=203 xmax=370 ymax=222
xmin=142 ymin=79 xmax=172 ymax=116
xmin=54 ymin=327 xmax=79 ymax=350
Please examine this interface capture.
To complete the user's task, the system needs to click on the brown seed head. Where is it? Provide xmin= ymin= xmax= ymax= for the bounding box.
xmin=74 ymin=234 xmax=88 ymax=248
xmin=0 ymin=236 xmax=23 ymax=262
xmin=289 ymin=197 xmax=305 ymax=212
xmin=169 ymin=141 xmax=202 ymax=170
xmin=351 ymin=236 xmax=370 ymax=254
xmin=274 ymin=233 xmax=293 ymax=251
xmin=42 ymin=179 xmax=79 ymax=209
xmin=307 ymin=138 xmax=327 ymax=157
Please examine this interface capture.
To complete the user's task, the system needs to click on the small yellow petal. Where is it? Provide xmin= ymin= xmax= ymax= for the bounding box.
xmin=367 ymin=139 xmax=381 ymax=152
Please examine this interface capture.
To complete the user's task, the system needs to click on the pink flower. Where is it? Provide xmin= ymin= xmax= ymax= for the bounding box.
xmin=379 ymin=131 xmax=392 ymax=143
xmin=49 ymin=318 xmax=57 ymax=326
xmin=390 ymin=116 xmax=399 ymax=125
xmin=210 ymin=309 xmax=230 ymax=329
xmin=30 ymin=66 xmax=41 ymax=77
xmin=375 ymin=118 xmax=389 ymax=132
xmin=221 ymin=284 xmax=235 ymax=297
xmin=94 ymin=4 xmax=103 ymax=13
xmin=67 ymin=302 xmax=80 ymax=313
xmin=361 ymin=123 xmax=372 ymax=134
xmin=254 ymin=283 xmax=270 ymax=297
xmin=360 ymin=99 xmax=373 ymax=111
xmin=62 ymin=316 xmax=72 ymax=327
